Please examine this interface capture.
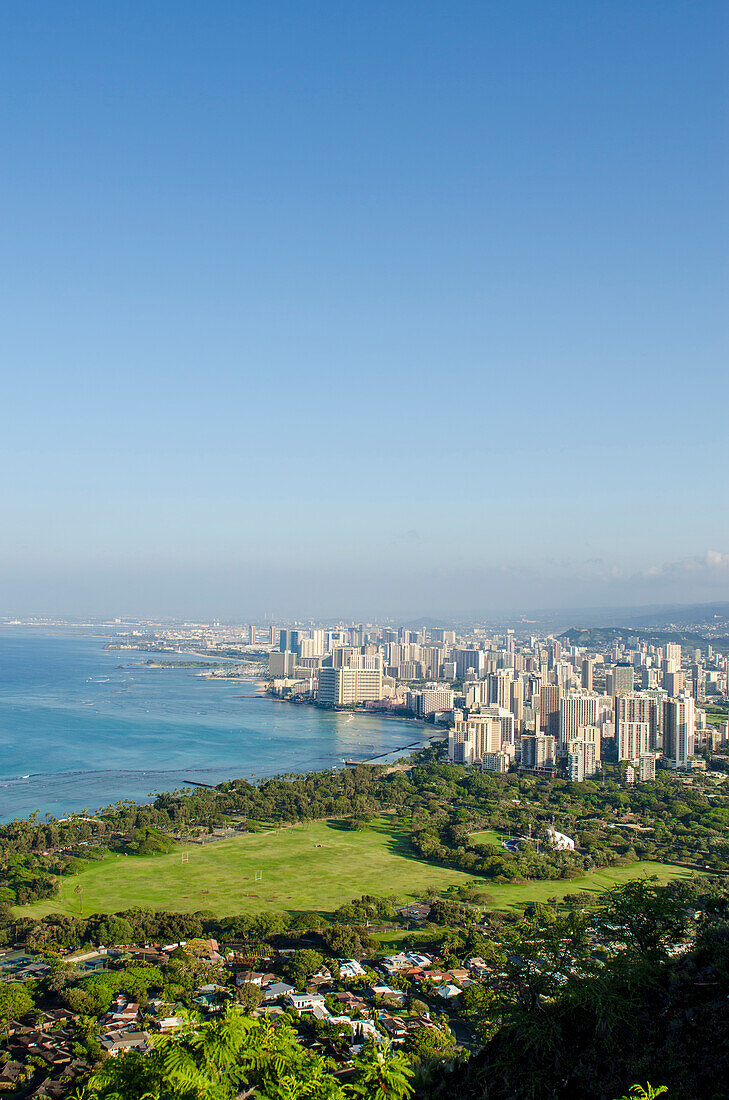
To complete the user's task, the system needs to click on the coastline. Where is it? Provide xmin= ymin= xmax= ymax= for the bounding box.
xmin=262 ymin=685 xmax=436 ymax=728
xmin=0 ymin=631 xmax=441 ymax=823
xmin=0 ymin=735 xmax=443 ymax=827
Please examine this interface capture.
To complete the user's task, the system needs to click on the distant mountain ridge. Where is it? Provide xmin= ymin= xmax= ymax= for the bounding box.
xmin=561 ymin=624 xmax=729 ymax=654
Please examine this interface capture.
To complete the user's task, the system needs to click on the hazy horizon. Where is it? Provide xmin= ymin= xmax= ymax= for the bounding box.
xmin=3 ymin=2 xmax=727 ymax=620
xmin=5 ymin=570 xmax=729 ymax=627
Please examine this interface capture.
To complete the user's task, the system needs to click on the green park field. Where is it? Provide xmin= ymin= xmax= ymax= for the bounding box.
xmin=20 ymin=815 xmax=692 ymax=920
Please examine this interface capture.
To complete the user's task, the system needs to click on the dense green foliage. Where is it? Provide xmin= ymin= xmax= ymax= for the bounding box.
xmin=425 ymin=876 xmax=729 ymax=1100
xmin=4 ymin=751 xmax=728 ymax=919
xmin=6 ymin=875 xmax=729 ymax=1098
xmin=4 ymin=753 xmax=729 ymax=1098
xmin=78 ymin=1004 xmax=414 ymax=1100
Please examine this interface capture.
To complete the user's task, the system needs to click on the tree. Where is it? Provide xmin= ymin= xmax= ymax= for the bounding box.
xmin=235 ymin=981 xmax=263 ymax=1014
xmin=45 ymin=960 xmax=83 ymax=995
xmin=94 ymin=915 xmax=134 ymax=946
xmin=0 ymin=983 xmax=33 ymax=1043
xmin=281 ymin=949 xmax=325 ymax=986
xmin=597 ymin=878 xmax=689 ymax=958
xmin=428 ymin=898 xmax=463 ymax=925
xmin=322 ymin=923 xmax=374 ymax=958
xmin=404 ymin=1025 xmax=455 ymax=1057
xmin=347 ymin=1046 xmax=414 ymax=1099
xmin=64 ymin=987 xmax=102 ymax=1016
xmin=78 ymin=1003 xmax=414 ymax=1100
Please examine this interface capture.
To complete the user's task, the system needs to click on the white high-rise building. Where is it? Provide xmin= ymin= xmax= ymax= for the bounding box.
xmin=616 ymin=694 xmax=653 ymax=761
xmin=618 ymin=721 xmax=650 ymax=763
xmin=464 ymin=681 xmax=490 ymax=708
xmin=566 ymin=724 xmax=601 ymax=781
xmin=488 ymin=669 xmax=513 ymax=709
xmin=406 ymin=688 xmax=454 ymax=717
xmin=663 ymin=643 xmax=682 ymax=673
xmin=449 ymin=711 xmax=514 ymax=765
xmin=317 ymin=656 xmax=383 ymax=707
xmin=559 ymin=693 xmax=599 ymax=750
xmin=607 ymin=663 xmax=634 ymax=697
xmin=639 ymin=753 xmax=657 ymax=781
xmin=663 ymin=695 xmax=695 ymax=767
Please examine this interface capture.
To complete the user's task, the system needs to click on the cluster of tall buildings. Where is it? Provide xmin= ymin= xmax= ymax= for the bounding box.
xmin=264 ymin=622 xmax=729 ymax=778
xmin=268 ymin=624 xmax=459 ymax=711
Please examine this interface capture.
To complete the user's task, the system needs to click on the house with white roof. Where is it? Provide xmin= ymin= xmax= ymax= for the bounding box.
xmin=436 ymin=983 xmax=462 ymax=1000
xmin=286 ymin=993 xmax=327 ymax=1013
xmin=339 ymin=959 xmax=366 ymax=978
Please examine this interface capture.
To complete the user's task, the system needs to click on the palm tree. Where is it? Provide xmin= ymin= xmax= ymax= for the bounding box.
xmin=77 ymin=1004 xmax=414 ymax=1100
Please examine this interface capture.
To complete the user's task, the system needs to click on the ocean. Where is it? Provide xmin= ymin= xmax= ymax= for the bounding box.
xmin=0 ymin=628 xmax=431 ymax=822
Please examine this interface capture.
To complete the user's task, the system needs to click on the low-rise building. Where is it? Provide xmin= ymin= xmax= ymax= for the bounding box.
xmin=286 ymin=993 xmax=327 ymax=1013
xmin=435 ymin=983 xmax=461 ymax=1000
xmin=339 ymin=959 xmax=366 ymax=979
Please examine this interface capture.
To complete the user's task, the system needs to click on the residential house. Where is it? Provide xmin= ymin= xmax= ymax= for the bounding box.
xmin=339 ymin=959 xmax=366 ymax=979
xmin=100 ymin=1030 xmax=150 ymax=1056
xmin=236 ymin=971 xmax=266 ymax=987
xmin=368 ymin=985 xmax=407 ymax=1006
xmin=378 ymin=1015 xmax=408 ymax=1041
xmin=435 ymin=983 xmax=461 ymax=1000
xmin=395 ymin=904 xmax=431 ymax=923
xmin=286 ymin=993 xmax=327 ymax=1013
xmin=261 ymin=982 xmax=296 ymax=1001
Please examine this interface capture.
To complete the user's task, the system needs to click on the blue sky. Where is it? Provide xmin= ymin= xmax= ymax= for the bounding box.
xmin=2 ymin=1 xmax=728 ymax=619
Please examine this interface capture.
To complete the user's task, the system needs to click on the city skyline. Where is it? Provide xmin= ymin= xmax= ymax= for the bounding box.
xmin=3 ymin=1 xmax=728 ymax=618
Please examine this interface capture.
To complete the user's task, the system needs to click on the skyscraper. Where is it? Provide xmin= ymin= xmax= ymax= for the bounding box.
xmin=279 ymin=629 xmax=300 ymax=654
xmin=510 ymin=679 xmax=524 ymax=727
xmin=615 ymin=693 xmax=653 ymax=760
xmin=488 ymin=669 xmax=513 ymax=709
xmin=609 ymin=663 xmax=634 ymax=696
xmin=559 ymin=693 xmax=598 ymax=750
xmin=520 ymin=734 xmax=557 ymax=770
xmin=618 ymin=721 xmax=650 ymax=763
xmin=567 ymin=725 xmax=601 ymax=781
xmin=663 ymin=643 xmax=682 ymax=672
xmin=540 ymin=683 xmax=561 ymax=739
xmin=449 ymin=713 xmax=514 ymax=765
xmin=581 ymin=657 xmax=594 ymax=691
xmin=663 ymin=695 xmax=695 ymax=767
xmin=317 ymin=656 xmax=383 ymax=707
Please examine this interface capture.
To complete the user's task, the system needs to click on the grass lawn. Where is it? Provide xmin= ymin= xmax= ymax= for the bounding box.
xmin=20 ymin=816 xmax=693 ymax=920
xmin=481 ymin=862 xmax=691 ymax=910
xmin=469 ymin=829 xmax=500 ymax=845
xmin=370 ymin=929 xmax=434 ymax=953
xmin=21 ymin=817 xmax=479 ymax=919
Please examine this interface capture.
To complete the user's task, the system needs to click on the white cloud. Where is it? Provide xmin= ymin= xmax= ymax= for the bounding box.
xmin=642 ymin=550 xmax=729 ymax=580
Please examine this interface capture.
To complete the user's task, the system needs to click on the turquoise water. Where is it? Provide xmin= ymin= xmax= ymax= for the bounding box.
xmin=0 ymin=629 xmax=427 ymax=822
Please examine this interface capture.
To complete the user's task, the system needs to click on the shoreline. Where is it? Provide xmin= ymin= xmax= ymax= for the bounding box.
xmin=0 ymin=658 xmax=439 ymax=823
xmin=0 ymin=631 xmax=443 ymax=823
xmin=264 ymin=689 xmax=436 ymax=729
xmin=0 ymin=735 xmax=441 ymax=827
